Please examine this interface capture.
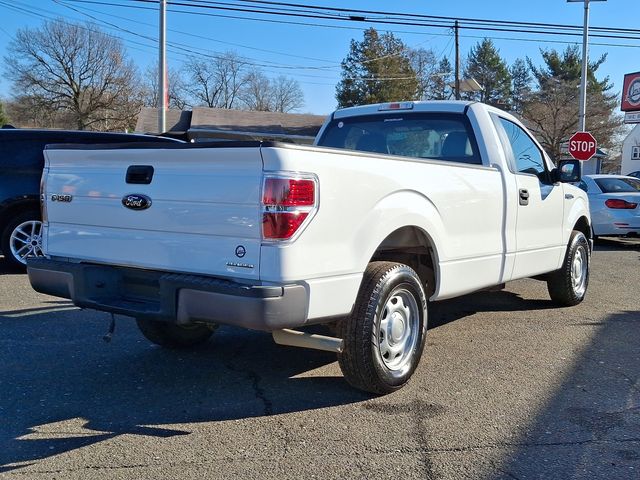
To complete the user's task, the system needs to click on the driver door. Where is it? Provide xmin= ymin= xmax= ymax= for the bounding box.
xmin=493 ymin=116 xmax=565 ymax=279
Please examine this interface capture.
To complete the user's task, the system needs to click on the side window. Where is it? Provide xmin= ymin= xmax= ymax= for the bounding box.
xmin=577 ymin=180 xmax=589 ymax=192
xmin=497 ymin=118 xmax=546 ymax=176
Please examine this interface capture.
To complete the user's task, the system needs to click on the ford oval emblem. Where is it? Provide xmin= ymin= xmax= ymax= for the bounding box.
xmin=122 ymin=194 xmax=152 ymax=211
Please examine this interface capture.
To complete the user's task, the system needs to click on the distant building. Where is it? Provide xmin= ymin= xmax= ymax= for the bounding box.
xmin=136 ymin=107 xmax=326 ymax=144
xmin=621 ymin=124 xmax=640 ymax=176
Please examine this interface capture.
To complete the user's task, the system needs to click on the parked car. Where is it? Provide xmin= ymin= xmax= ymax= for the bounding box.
xmin=27 ymin=101 xmax=590 ymax=394
xmin=0 ymin=128 xmax=182 ymax=268
xmin=576 ymin=175 xmax=640 ymax=238
xmin=627 ymin=171 xmax=640 ymax=179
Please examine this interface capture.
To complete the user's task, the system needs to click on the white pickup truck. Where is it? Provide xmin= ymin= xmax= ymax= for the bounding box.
xmin=27 ymin=101 xmax=591 ymax=394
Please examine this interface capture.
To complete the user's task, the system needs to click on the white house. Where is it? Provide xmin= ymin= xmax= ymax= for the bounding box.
xmin=621 ymin=123 xmax=640 ymax=175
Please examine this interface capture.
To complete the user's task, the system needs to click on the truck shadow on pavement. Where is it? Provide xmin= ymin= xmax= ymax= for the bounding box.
xmin=429 ymin=289 xmax=558 ymax=328
xmin=1 ymin=282 xmax=635 ymax=474
xmin=0 ymin=307 xmax=371 ymax=472
xmin=0 ymin=285 xmax=563 ymax=473
xmin=492 ymin=309 xmax=640 ymax=480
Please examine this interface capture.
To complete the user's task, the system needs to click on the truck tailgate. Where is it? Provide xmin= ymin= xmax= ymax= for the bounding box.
xmin=42 ymin=145 xmax=263 ymax=279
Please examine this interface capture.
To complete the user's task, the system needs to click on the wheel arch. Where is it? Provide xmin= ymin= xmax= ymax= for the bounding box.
xmin=572 ymin=215 xmax=592 ymax=244
xmin=368 ymin=225 xmax=440 ymax=298
xmin=563 ymin=194 xmax=591 ymax=246
xmin=0 ymin=196 xmax=41 ymax=234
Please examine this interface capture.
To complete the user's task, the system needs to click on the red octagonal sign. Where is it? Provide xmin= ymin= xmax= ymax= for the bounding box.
xmin=568 ymin=131 xmax=597 ymax=161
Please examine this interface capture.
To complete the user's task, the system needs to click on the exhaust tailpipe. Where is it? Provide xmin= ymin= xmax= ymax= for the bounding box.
xmin=272 ymin=329 xmax=344 ymax=353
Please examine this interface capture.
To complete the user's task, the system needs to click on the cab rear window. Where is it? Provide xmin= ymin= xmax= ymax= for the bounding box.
xmin=317 ymin=113 xmax=481 ymax=165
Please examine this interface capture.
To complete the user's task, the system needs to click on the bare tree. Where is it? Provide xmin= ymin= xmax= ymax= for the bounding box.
xmin=4 ymin=19 xmax=143 ymax=131
xmin=522 ymin=79 xmax=580 ymax=160
xmin=6 ymin=94 xmax=74 ymax=129
xmin=143 ymin=65 xmax=189 ymax=109
xmin=240 ymin=69 xmax=272 ymax=111
xmin=240 ymin=71 xmax=304 ymax=112
xmin=185 ymin=52 xmax=246 ymax=109
xmin=270 ymin=76 xmax=304 ymax=113
xmin=409 ymin=48 xmax=440 ymax=100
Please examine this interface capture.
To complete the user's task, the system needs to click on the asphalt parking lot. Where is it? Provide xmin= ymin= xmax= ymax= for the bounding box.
xmin=1 ymin=239 xmax=638 ymax=480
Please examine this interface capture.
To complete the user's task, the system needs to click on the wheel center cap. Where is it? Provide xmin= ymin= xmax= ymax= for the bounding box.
xmin=390 ymin=313 xmax=405 ymax=342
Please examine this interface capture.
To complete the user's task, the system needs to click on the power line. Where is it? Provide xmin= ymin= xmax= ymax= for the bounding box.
xmin=62 ymin=0 xmax=640 ymax=50
xmin=59 ymin=0 xmax=341 ymax=64
xmin=56 ymin=0 xmax=447 ymax=74
xmin=230 ymin=0 xmax=640 ymax=36
xmin=119 ymin=0 xmax=640 ymax=42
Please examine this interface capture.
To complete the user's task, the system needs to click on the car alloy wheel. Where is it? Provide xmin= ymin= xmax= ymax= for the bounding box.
xmin=10 ymin=220 xmax=44 ymax=265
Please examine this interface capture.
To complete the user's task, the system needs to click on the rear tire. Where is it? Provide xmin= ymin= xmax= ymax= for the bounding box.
xmin=337 ymin=262 xmax=428 ymax=395
xmin=1 ymin=210 xmax=43 ymax=269
xmin=136 ymin=318 xmax=216 ymax=349
xmin=547 ymin=230 xmax=590 ymax=306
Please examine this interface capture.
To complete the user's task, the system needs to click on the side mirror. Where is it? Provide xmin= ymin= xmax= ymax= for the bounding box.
xmin=553 ymin=159 xmax=582 ymax=183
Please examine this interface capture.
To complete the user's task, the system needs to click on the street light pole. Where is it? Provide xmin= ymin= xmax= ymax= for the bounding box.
xmin=568 ymin=0 xmax=606 ymax=132
xmin=578 ymin=0 xmax=590 ymax=132
xmin=454 ymin=20 xmax=460 ymax=100
xmin=158 ymin=0 xmax=167 ymax=134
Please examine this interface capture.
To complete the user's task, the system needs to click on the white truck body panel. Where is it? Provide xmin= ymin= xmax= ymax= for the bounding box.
xmin=260 ymin=145 xmax=506 ymax=303
xmin=31 ymin=101 xmax=591 ymax=330
xmin=43 ymin=147 xmax=263 ymax=279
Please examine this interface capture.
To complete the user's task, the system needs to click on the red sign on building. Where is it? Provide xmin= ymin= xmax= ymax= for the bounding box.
xmin=568 ymin=131 xmax=597 ymax=161
xmin=621 ymin=71 xmax=640 ymax=112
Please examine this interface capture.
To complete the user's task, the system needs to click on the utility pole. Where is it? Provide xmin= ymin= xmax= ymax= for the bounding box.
xmin=578 ymin=0 xmax=589 ymax=132
xmin=454 ymin=20 xmax=460 ymax=100
xmin=568 ymin=0 xmax=606 ymax=132
xmin=158 ymin=0 xmax=167 ymax=134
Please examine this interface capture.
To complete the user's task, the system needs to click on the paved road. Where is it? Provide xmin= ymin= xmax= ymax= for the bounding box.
xmin=1 ymin=239 xmax=639 ymax=479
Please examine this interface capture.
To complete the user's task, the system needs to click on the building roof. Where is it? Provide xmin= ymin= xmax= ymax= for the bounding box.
xmin=135 ymin=107 xmax=326 ymax=143
xmin=135 ymin=109 xmax=192 ymax=134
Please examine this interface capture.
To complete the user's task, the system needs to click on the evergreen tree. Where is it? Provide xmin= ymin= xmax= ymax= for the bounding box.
xmin=336 ymin=28 xmax=419 ymax=108
xmin=509 ymin=58 xmax=532 ymax=114
xmin=463 ymin=39 xmax=511 ymax=107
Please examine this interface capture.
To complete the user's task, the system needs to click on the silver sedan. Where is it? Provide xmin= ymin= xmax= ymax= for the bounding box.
xmin=577 ymin=175 xmax=640 ymax=238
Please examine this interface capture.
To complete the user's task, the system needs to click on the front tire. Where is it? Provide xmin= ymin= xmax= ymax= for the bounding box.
xmin=338 ymin=262 xmax=428 ymax=395
xmin=547 ymin=230 xmax=590 ymax=306
xmin=136 ymin=318 xmax=216 ymax=349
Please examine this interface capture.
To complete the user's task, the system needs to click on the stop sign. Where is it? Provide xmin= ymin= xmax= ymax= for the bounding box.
xmin=568 ymin=131 xmax=597 ymax=161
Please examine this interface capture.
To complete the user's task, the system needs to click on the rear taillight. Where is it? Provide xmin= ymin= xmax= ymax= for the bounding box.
xmin=605 ymin=199 xmax=638 ymax=209
xmin=262 ymin=175 xmax=317 ymax=240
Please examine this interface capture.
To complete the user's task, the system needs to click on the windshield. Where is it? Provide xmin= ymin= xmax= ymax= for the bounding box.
xmin=317 ymin=113 xmax=481 ymax=165
xmin=594 ymin=177 xmax=640 ymax=193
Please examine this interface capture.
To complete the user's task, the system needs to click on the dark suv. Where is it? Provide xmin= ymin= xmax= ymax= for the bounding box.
xmin=0 ymin=128 xmax=181 ymax=268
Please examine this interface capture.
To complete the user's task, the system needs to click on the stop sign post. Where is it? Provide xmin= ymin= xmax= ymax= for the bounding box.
xmin=568 ymin=131 xmax=597 ymax=161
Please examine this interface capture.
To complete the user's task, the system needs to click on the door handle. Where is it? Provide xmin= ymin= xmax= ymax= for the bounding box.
xmin=519 ymin=188 xmax=529 ymax=206
xmin=565 ymin=193 xmax=574 ymax=200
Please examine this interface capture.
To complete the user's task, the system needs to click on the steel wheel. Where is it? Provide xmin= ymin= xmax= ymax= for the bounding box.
xmin=377 ymin=287 xmax=420 ymax=373
xmin=547 ymin=230 xmax=590 ymax=307
xmin=571 ymin=244 xmax=588 ymax=297
xmin=9 ymin=220 xmax=44 ymax=265
xmin=338 ymin=262 xmax=428 ymax=394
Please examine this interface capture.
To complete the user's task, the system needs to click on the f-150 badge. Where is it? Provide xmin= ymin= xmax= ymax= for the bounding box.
xmin=122 ymin=194 xmax=152 ymax=210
